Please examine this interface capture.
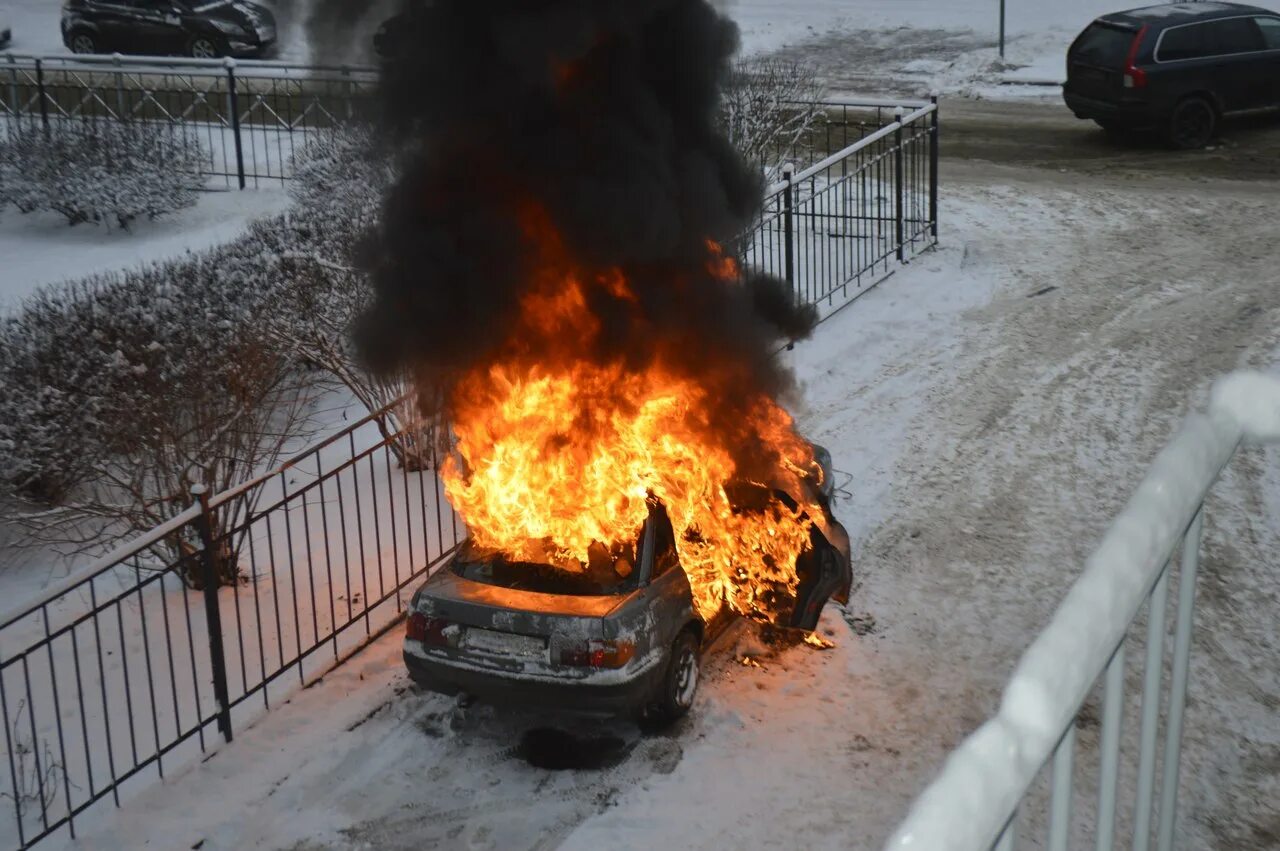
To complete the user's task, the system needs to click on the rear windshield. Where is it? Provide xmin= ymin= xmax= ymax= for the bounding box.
xmin=452 ymin=539 xmax=641 ymax=597
xmin=1073 ymin=22 xmax=1136 ymax=65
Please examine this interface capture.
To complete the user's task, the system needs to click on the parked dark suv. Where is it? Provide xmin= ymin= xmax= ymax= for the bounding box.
xmin=1063 ymin=3 xmax=1280 ymax=148
xmin=61 ymin=0 xmax=277 ymax=59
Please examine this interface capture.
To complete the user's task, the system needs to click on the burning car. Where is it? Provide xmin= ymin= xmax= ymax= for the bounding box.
xmin=403 ymin=447 xmax=852 ymax=722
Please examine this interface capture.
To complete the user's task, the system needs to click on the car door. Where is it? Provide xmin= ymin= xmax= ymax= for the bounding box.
xmin=126 ymin=0 xmax=185 ymax=55
xmin=83 ymin=0 xmax=136 ymax=51
xmin=1201 ymin=16 xmax=1269 ymax=112
xmin=1255 ymin=16 xmax=1280 ymax=109
xmin=638 ymin=503 xmax=698 ymax=654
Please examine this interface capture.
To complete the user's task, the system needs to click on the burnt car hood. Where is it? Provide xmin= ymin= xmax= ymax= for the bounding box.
xmin=189 ymin=1 xmax=273 ymax=29
xmin=418 ymin=568 xmax=630 ymax=620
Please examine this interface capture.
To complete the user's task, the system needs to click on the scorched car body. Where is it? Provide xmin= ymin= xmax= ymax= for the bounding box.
xmin=403 ymin=447 xmax=852 ymax=721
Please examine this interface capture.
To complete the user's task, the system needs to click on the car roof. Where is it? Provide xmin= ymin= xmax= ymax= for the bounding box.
xmin=1101 ymin=2 xmax=1273 ymax=28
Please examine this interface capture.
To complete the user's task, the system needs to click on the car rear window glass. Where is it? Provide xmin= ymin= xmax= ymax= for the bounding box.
xmin=453 ymin=539 xmax=642 ymax=597
xmin=1073 ymin=22 xmax=1135 ymax=65
xmin=1204 ymin=17 xmax=1265 ymax=54
xmin=1158 ymin=23 xmax=1211 ymax=61
xmin=1253 ymin=17 xmax=1280 ymax=49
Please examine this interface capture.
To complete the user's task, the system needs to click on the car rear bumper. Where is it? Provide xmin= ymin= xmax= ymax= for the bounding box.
xmin=403 ymin=641 xmax=666 ymax=717
xmin=1063 ymin=90 xmax=1161 ymax=126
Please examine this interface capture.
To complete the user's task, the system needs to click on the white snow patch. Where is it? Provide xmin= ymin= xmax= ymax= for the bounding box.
xmin=0 ymin=187 xmax=288 ymax=311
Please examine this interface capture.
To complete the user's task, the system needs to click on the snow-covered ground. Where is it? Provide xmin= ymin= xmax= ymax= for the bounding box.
xmin=44 ymin=159 xmax=1280 ymax=850
xmin=0 ymin=186 xmax=287 ymax=311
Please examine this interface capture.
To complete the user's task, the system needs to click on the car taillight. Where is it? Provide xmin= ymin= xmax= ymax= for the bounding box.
xmin=1124 ymin=25 xmax=1149 ymax=89
xmin=406 ymin=612 xmax=451 ymax=646
xmin=560 ymin=639 xmax=635 ymax=669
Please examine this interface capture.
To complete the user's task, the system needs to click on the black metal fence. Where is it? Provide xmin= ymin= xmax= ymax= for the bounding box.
xmin=738 ymin=99 xmax=939 ymax=318
xmin=1 ymin=54 xmax=378 ymax=187
xmin=0 ymin=406 xmax=462 ymax=850
xmin=2 ymin=54 xmax=932 ymax=195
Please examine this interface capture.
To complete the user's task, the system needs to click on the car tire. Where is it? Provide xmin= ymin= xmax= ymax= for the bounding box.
xmin=1167 ymin=97 xmax=1216 ymax=150
xmin=68 ymin=31 xmax=98 ymax=55
xmin=187 ymin=36 xmax=224 ymax=59
xmin=650 ymin=630 xmax=700 ymax=725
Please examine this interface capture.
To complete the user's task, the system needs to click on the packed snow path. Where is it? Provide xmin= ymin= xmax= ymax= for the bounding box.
xmin=59 ymin=129 xmax=1280 ymax=850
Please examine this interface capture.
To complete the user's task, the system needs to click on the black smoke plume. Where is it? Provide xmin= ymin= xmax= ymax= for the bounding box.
xmin=355 ymin=0 xmax=817 ymax=449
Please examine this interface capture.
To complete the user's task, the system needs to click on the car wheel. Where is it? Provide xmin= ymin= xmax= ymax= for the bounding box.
xmin=651 ymin=630 xmax=700 ymax=724
xmin=1167 ymin=97 xmax=1216 ymax=150
xmin=188 ymin=36 xmax=223 ymax=59
xmin=69 ymin=32 xmax=98 ymax=54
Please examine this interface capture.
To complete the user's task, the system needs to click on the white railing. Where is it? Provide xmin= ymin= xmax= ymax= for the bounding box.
xmin=886 ymin=370 xmax=1280 ymax=851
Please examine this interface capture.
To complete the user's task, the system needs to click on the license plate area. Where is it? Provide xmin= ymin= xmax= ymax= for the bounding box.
xmin=463 ymin=627 xmax=547 ymax=660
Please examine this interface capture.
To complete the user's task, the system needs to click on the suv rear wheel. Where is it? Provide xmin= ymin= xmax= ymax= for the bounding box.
xmin=187 ymin=36 xmax=224 ymax=58
xmin=1168 ymin=97 xmax=1216 ymax=150
xmin=68 ymin=31 xmax=98 ymax=54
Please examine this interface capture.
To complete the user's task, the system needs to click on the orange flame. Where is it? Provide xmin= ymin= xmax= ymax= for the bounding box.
xmin=440 ymin=207 xmax=822 ymax=624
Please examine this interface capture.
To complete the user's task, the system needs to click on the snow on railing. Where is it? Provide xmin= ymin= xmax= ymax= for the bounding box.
xmin=886 ymin=370 xmax=1280 ymax=851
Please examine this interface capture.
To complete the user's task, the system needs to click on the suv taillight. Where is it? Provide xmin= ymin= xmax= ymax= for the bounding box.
xmin=406 ymin=612 xmax=451 ymax=646
xmin=1124 ymin=25 xmax=1149 ymax=89
xmin=560 ymin=639 xmax=635 ymax=669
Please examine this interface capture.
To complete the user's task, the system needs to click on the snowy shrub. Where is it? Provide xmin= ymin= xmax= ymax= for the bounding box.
xmin=0 ymin=120 xmax=206 ymax=229
xmin=290 ymin=125 xmax=394 ymax=229
xmin=279 ymin=131 xmax=436 ymax=469
xmin=719 ymin=57 xmax=825 ymax=179
xmin=0 ymin=223 xmax=312 ymax=585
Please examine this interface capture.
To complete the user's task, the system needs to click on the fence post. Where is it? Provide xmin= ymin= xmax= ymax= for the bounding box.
xmin=342 ymin=64 xmax=354 ymax=122
xmin=930 ymin=94 xmax=939 ymax=241
xmin=225 ymin=58 xmax=246 ymax=190
xmin=999 ymin=0 xmax=1007 ymax=59
xmin=782 ymin=163 xmax=796 ymax=299
xmin=7 ymin=55 xmax=19 ymax=127
xmin=191 ymin=484 xmax=234 ymax=743
xmin=894 ymin=107 xmax=906 ymax=262
xmin=34 ymin=57 xmax=49 ymax=134
xmin=113 ymin=52 xmax=125 ymax=120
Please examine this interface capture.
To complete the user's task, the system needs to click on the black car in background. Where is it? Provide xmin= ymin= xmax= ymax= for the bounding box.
xmin=61 ymin=0 xmax=277 ymax=58
xmin=1063 ymin=3 xmax=1280 ymax=148
xmin=373 ymin=0 xmax=434 ymax=60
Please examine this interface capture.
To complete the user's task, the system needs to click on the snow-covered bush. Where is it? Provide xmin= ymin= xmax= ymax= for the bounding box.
xmin=0 ymin=120 xmax=206 ymax=229
xmin=290 ymin=125 xmax=393 ymax=229
xmin=719 ymin=57 xmax=825 ymax=179
xmin=277 ymin=129 xmax=437 ymax=468
xmin=0 ymin=221 xmax=312 ymax=585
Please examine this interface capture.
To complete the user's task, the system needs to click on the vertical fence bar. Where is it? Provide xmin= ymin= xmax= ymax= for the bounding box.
xmin=1096 ymin=643 xmax=1126 ymax=851
xmin=894 ymin=109 xmax=906 ymax=262
xmin=1000 ymin=0 xmax=1007 ymax=59
xmin=1048 ymin=725 xmax=1076 ymax=851
xmin=35 ymin=57 xmax=50 ymax=133
xmin=225 ymin=59 xmax=246 ymax=190
xmin=42 ymin=610 xmax=76 ymax=836
xmin=1156 ymin=507 xmax=1205 ymax=851
xmin=1132 ymin=562 xmax=1172 ymax=850
xmin=782 ymin=164 xmax=795 ymax=298
xmin=191 ymin=485 xmax=233 ymax=743
xmin=929 ymin=96 xmax=940 ymax=240
xmin=114 ymin=54 xmax=125 ymax=120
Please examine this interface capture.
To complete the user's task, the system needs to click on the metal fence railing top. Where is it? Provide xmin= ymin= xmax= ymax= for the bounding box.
xmin=886 ymin=371 xmax=1280 ymax=851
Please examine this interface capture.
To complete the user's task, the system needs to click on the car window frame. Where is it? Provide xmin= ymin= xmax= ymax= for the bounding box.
xmin=1154 ymin=15 xmax=1272 ymax=63
xmin=1256 ymin=16 xmax=1280 ymax=51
